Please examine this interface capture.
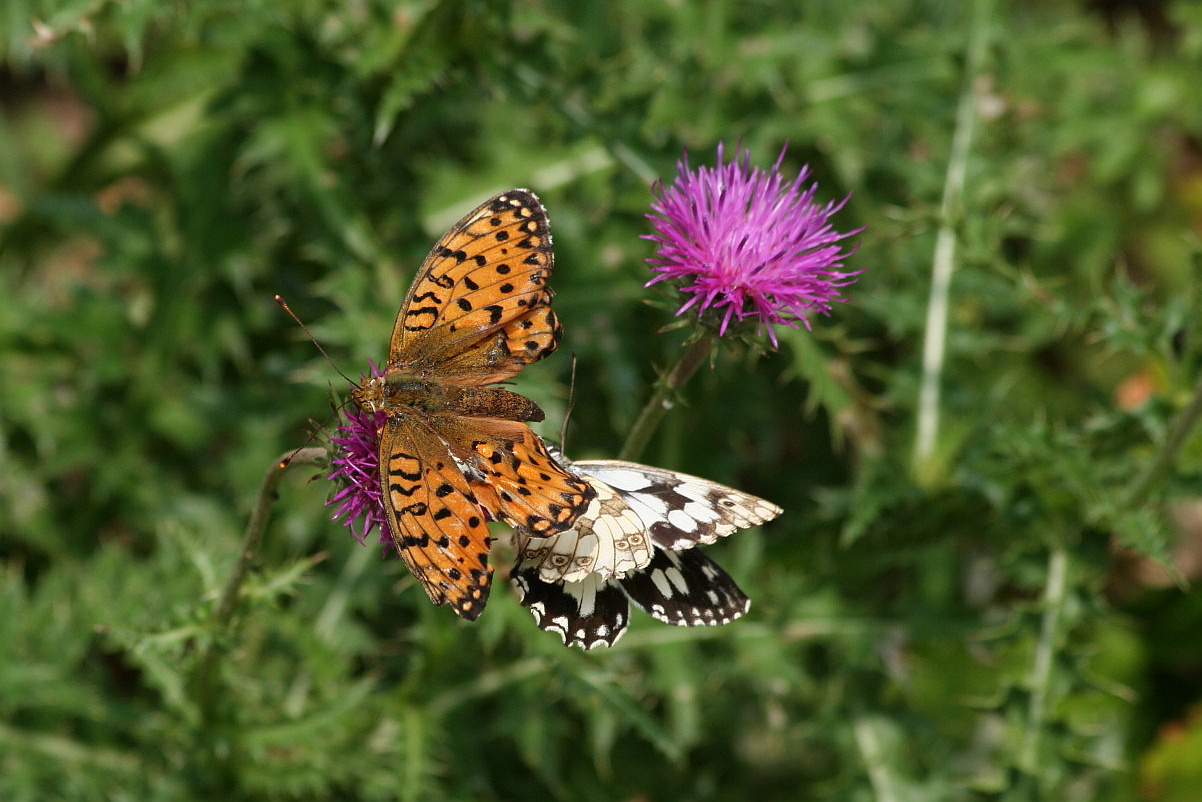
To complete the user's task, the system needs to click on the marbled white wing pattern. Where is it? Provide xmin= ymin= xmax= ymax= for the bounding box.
xmin=510 ymin=570 xmax=629 ymax=649
xmin=351 ymin=190 xmax=594 ymax=621
xmin=512 ymin=455 xmax=781 ymax=649
xmin=576 ymin=460 xmax=783 ymax=551
xmin=517 ymin=475 xmax=652 ymax=582
xmin=512 ymin=547 xmax=750 ymax=649
xmin=620 ymin=548 xmax=748 ymax=626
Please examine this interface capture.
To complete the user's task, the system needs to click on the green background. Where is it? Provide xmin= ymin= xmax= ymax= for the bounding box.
xmin=3 ymin=1 xmax=1202 ymax=799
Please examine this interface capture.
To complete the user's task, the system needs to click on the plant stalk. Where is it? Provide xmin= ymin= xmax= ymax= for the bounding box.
xmin=619 ymin=334 xmax=714 ymax=462
xmin=1021 ymin=545 xmax=1068 ymax=772
xmin=852 ymin=713 xmax=901 ymax=802
xmin=193 ymin=448 xmax=326 ymax=716
xmin=1124 ymin=369 xmax=1202 ymax=509
xmin=913 ymin=0 xmax=992 ymax=473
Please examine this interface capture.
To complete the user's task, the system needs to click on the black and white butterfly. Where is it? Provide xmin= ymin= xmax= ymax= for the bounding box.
xmin=511 ymin=454 xmax=782 ymax=649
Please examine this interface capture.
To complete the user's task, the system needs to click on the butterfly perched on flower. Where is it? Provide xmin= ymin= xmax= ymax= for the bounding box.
xmin=342 ymin=190 xmax=594 ymax=620
xmin=511 ymin=452 xmax=782 ymax=648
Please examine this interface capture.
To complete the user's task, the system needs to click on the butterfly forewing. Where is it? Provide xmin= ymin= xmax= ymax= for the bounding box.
xmin=378 ymin=421 xmax=493 ymax=619
xmin=574 ymin=460 xmax=783 ymax=551
xmin=390 ymin=190 xmax=559 ymax=376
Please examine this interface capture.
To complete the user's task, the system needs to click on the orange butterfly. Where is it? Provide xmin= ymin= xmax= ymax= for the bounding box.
xmin=351 ymin=190 xmax=594 ymax=620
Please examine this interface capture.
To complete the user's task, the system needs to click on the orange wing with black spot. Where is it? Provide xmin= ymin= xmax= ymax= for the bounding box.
xmin=389 ymin=189 xmax=562 ymax=380
xmin=464 ymin=421 xmax=596 ymax=536
xmin=377 ymin=419 xmax=495 ymax=620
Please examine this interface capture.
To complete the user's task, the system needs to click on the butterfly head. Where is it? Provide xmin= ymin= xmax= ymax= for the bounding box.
xmin=350 ymin=375 xmax=388 ymax=413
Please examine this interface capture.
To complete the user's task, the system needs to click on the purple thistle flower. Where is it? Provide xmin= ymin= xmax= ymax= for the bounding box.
xmin=327 ymin=368 xmax=391 ymax=548
xmin=644 ymin=142 xmax=862 ymax=347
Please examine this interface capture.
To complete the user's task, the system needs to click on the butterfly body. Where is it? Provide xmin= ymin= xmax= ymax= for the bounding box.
xmin=353 ymin=377 xmax=544 ymax=422
xmin=350 ymin=190 xmax=593 ymax=620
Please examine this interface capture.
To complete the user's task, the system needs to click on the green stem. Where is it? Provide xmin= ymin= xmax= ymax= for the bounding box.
xmin=913 ymin=0 xmax=992 ymax=473
xmin=1124 ymin=369 xmax=1202 ymax=509
xmin=1021 ymin=545 xmax=1068 ymax=772
xmin=618 ymin=334 xmax=714 ymax=462
xmin=214 ymin=448 xmax=326 ymax=627
xmin=852 ymin=713 xmax=901 ymax=802
xmin=193 ymin=448 xmax=326 ymax=717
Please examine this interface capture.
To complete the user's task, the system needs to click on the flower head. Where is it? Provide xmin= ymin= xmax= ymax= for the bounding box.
xmin=644 ymin=142 xmax=862 ymax=347
xmin=327 ymin=369 xmax=390 ymax=547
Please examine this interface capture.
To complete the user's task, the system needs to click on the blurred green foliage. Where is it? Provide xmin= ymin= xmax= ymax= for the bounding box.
xmin=3 ymin=0 xmax=1202 ymax=799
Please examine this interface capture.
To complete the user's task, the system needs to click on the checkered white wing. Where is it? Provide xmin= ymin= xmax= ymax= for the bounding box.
xmin=511 ymin=567 xmax=629 ymax=650
xmin=515 ymin=476 xmax=652 ymax=582
xmin=572 ymin=460 xmax=783 ymax=551
xmin=621 ymin=547 xmax=749 ymax=626
xmin=511 ymin=547 xmax=752 ymax=649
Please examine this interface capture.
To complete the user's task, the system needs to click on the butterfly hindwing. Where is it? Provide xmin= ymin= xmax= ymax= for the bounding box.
xmin=518 ymin=528 xmax=602 ymax=582
xmin=511 ymin=566 xmax=629 ymax=650
xmin=462 ymin=423 xmax=595 ymax=537
xmin=517 ymin=476 xmax=651 ymax=582
xmin=432 ymin=301 xmax=562 ymax=386
xmin=513 ymin=545 xmax=751 ymax=649
xmin=513 ymin=454 xmax=780 ymax=647
xmin=620 ymin=548 xmax=750 ymax=626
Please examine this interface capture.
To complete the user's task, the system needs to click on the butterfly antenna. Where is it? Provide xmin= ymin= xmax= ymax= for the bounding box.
xmin=559 ymin=353 xmax=577 ymax=452
xmin=275 ymin=294 xmax=357 ymax=386
xmin=275 ymin=294 xmax=361 ymax=469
